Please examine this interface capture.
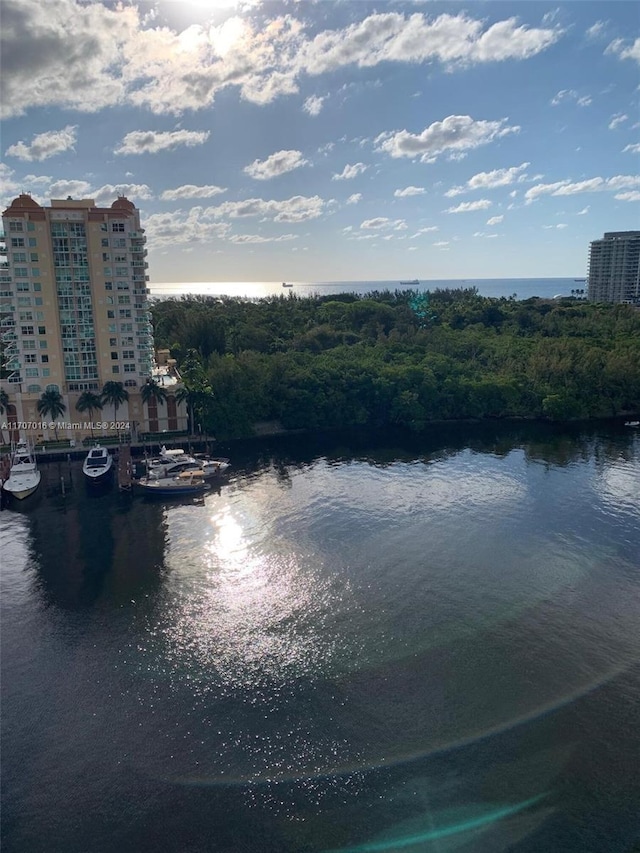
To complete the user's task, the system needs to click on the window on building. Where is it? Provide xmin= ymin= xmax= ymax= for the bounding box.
xmin=31 ymin=268 xmax=40 ymax=277
xmin=107 ymin=310 xmax=115 ymax=318
xmin=9 ymin=221 xmax=23 ymax=232
xmin=42 ymin=368 xmax=50 ymax=377
xmin=30 ymin=253 xmax=38 ymax=262
xmin=101 ymin=238 xmax=109 ymax=247
xmin=33 ymin=282 xmax=41 ymax=291
xmin=24 ymin=354 xmax=37 ymax=363
xmin=108 ymin=323 xmax=117 ymax=332
xmin=103 ymin=267 xmax=112 ymax=276
xmin=41 ymin=355 xmax=49 ymax=363
xmin=14 ymin=267 xmax=28 ymax=277
xmin=118 ymin=295 xmax=130 ymax=305
xmin=122 ymin=350 xmax=134 ymax=359
xmin=23 ymin=340 xmax=36 ymax=351
xmin=38 ymin=326 xmax=46 ymax=335
xmin=28 ymin=238 xmax=37 ymax=247
xmin=124 ymin=363 xmax=136 ymax=373
xmin=111 ymin=351 xmax=119 ymax=360
xmin=109 ymin=337 xmax=117 ymax=346
xmin=25 ymin=368 xmax=39 ymax=378
xmin=115 ymin=266 xmax=128 ymax=277
xmin=21 ymin=325 xmax=34 ymax=335
xmin=112 ymin=366 xmax=120 ymax=373
xmin=120 ymin=323 xmax=133 ymax=332
xmin=111 ymin=222 xmax=125 ymax=232
xmin=116 ymin=282 xmax=129 ymax=290
xmin=34 ymin=297 xmax=43 ymax=306
xmin=13 ymin=252 xmax=27 ymax=262
xmin=17 ymin=297 xmax=31 ymax=307
xmin=16 ymin=281 xmax=29 ymax=292
xmin=106 ymin=296 xmax=114 ymax=305
xmin=27 ymin=384 xmax=41 ymax=393
xmin=119 ymin=309 xmax=132 ymax=318
xmin=105 ymin=281 xmax=113 ymax=290
xmin=11 ymin=238 xmax=25 ymax=247
xmin=26 ymin=222 xmax=35 ymax=232
xmin=19 ymin=311 xmax=33 ymax=321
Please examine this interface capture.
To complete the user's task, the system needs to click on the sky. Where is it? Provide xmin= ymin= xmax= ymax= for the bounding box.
xmin=1 ymin=0 xmax=639 ymax=283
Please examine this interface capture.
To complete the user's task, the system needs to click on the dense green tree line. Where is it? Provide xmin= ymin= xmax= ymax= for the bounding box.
xmin=151 ymin=289 xmax=640 ymax=439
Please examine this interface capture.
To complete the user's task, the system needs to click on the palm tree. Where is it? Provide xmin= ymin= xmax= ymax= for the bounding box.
xmin=141 ymin=379 xmax=168 ymax=408
xmin=75 ymin=391 xmax=103 ymax=439
xmin=37 ymin=388 xmax=66 ymax=440
xmin=0 ymin=388 xmax=9 ymax=446
xmin=101 ymin=381 xmax=129 ymax=434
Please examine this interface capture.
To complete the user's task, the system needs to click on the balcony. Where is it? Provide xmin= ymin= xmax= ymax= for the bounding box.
xmin=2 ymin=330 xmax=17 ymax=341
xmin=0 ymin=318 xmax=16 ymax=327
xmin=7 ymin=372 xmax=22 ymax=384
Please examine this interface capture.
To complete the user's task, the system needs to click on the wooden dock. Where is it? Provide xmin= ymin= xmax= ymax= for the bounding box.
xmin=117 ymin=445 xmax=133 ymax=491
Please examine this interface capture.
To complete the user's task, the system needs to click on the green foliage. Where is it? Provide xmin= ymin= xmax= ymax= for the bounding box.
xmin=150 ymin=291 xmax=640 ymax=438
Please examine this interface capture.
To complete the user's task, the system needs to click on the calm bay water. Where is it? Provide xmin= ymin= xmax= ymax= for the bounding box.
xmin=149 ymin=277 xmax=582 ymax=301
xmin=1 ymin=422 xmax=639 ymax=853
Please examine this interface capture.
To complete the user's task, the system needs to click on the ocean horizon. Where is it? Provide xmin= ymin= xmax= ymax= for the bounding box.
xmin=149 ymin=277 xmax=587 ymax=302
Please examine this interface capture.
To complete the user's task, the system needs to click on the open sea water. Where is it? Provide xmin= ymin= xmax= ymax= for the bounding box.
xmin=1 ymin=421 xmax=639 ymax=853
xmin=149 ymin=278 xmax=584 ymax=301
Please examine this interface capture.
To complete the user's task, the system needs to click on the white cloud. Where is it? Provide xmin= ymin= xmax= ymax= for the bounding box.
xmin=606 ymin=37 xmax=640 ymax=65
xmin=92 ymin=183 xmax=153 ymax=205
xmin=144 ymin=207 xmax=231 ymax=250
xmin=556 ymin=223 xmax=568 ymax=229
xmin=623 ymin=143 xmax=640 ymax=154
xmin=161 ymin=184 xmax=227 ymax=201
xmin=576 ymin=206 xmax=590 ymax=215
xmin=446 ymin=199 xmax=492 ymax=213
xmin=526 ymin=175 xmax=640 ymax=203
xmin=228 ymin=233 xmax=298 ymax=244
xmin=49 ymin=179 xmax=93 ymax=198
xmin=303 ymin=95 xmax=325 ymax=116
xmin=608 ymin=113 xmax=628 ymax=130
xmin=433 ymin=241 xmax=450 ymax=247
xmin=585 ymin=21 xmax=607 ymax=40
xmin=376 ymin=115 xmax=519 ymax=162
xmin=204 ymin=194 xmax=325 ymax=223
xmin=332 ymin=162 xmax=368 ymax=180
xmin=615 ymin=191 xmax=640 ymax=202
xmin=299 ymin=13 xmax=561 ymax=76
xmin=551 ymin=89 xmax=591 ymax=107
xmin=394 ymin=186 xmax=426 ymax=197
xmin=115 ymin=130 xmax=210 ymax=155
xmin=346 ymin=193 xmax=362 ymax=205
xmin=445 ymin=162 xmax=529 ymax=196
xmin=5 ymin=125 xmax=77 ymax=161
xmin=410 ymin=226 xmax=439 ymax=238
xmin=360 ymin=217 xmax=406 ymax=230
xmin=486 ymin=215 xmax=504 ymax=225
xmin=243 ymin=149 xmax=309 ymax=180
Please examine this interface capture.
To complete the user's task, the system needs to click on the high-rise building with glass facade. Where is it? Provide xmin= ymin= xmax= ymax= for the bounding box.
xmin=1 ymin=195 xmax=186 ymax=441
xmin=587 ymin=231 xmax=640 ymax=304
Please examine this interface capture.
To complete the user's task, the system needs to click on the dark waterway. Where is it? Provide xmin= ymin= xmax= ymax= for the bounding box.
xmin=1 ymin=422 xmax=639 ymax=853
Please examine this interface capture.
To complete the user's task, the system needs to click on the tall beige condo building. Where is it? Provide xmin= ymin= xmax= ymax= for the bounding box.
xmin=587 ymin=230 xmax=640 ymax=304
xmin=1 ymin=195 xmax=186 ymax=441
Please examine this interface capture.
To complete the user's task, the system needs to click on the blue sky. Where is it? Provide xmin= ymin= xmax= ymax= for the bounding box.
xmin=1 ymin=0 xmax=639 ymax=282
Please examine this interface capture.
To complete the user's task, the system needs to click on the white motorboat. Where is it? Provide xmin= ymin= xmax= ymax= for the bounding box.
xmin=146 ymin=446 xmax=230 ymax=480
xmin=135 ymin=469 xmax=211 ymax=497
xmin=2 ymin=440 xmax=41 ymax=500
xmin=82 ymin=445 xmax=114 ymax=483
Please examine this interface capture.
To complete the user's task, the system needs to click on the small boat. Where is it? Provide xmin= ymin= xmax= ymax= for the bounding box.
xmin=2 ymin=440 xmax=41 ymax=500
xmin=82 ymin=445 xmax=113 ymax=483
xmin=135 ymin=470 xmax=211 ymax=497
xmin=624 ymin=420 xmax=640 ymax=428
xmin=400 ymin=279 xmax=419 ymax=286
xmin=282 ymin=282 xmax=294 ymax=288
